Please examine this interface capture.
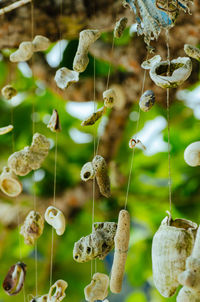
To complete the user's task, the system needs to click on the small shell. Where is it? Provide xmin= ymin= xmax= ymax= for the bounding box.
xmin=103 ymin=88 xmax=117 ymax=108
xmin=54 ymin=67 xmax=79 ymax=90
xmin=3 ymin=262 xmax=27 ymax=295
xmin=92 ymin=155 xmax=111 ymax=198
xmin=0 ymin=125 xmax=14 ymax=135
xmin=114 ymin=17 xmax=128 ymax=38
xmin=47 ymin=109 xmax=62 ymax=133
xmin=139 ymin=90 xmax=155 ymax=112
xmin=184 ymin=44 xmax=200 ymax=61
xmin=1 ymin=85 xmax=17 ymax=100
xmin=84 ymin=273 xmax=109 ymax=302
xmin=0 ymin=166 xmax=22 ymax=197
xmin=48 ymin=280 xmax=68 ymax=302
xmin=149 ymin=57 xmax=192 ymax=88
xmin=10 ymin=41 xmax=34 ymax=62
xmin=129 ymin=138 xmax=146 ymax=150
xmin=20 ymin=210 xmax=44 ymax=245
xmin=184 ymin=142 xmax=200 ymax=167
xmin=141 ymin=55 xmax=161 ymax=70
xmin=81 ymin=106 xmax=106 ymax=126
xmin=45 ymin=206 xmax=66 ymax=236
xmin=80 ymin=162 xmax=95 ymax=181
xmin=32 ymin=35 xmax=50 ymax=52
xmin=8 ymin=147 xmax=32 ymax=176
xmin=31 ymin=294 xmax=48 ymax=302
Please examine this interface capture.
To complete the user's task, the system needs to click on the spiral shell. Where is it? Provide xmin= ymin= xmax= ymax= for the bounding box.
xmin=0 ymin=166 xmax=22 ymax=197
xmin=184 ymin=142 xmax=200 ymax=167
xmin=84 ymin=273 xmax=109 ymax=302
xmin=45 ymin=206 xmax=66 ymax=236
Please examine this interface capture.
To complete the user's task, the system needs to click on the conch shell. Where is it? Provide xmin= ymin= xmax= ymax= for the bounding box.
xmin=184 ymin=142 xmax=200 ymax=167
xmin=0 ymin=166 xmax=22 ymax=197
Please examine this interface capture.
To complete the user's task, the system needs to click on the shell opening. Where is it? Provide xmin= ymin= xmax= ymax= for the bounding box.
xmin=156 ymin=62 xmax=184 ymax=76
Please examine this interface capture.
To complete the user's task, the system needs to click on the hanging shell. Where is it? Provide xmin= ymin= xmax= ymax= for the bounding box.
xmin=92 ymin=155 xmax=111 ymax=198
xmin=73 ymin=222 xmax=117 ymax=263
xmin=139 ymin=90 xmax=155 ymax=112
xmin=10 ymin=41 xmax=34 ymax=62
xmin=32 ymin=35 xmax=50 ymax=52
xmin=20 ymin=210 xmax=44 ymax=245
xmin=1 ymin=85 xmax=17 ymax=100
xmin=80 ymin=162 xmax=95 ymax=181
xmin=48 ymin=280 xmax=68 ymax=302
xmin=47 ymin=109 xmax=62 ymax=132
xmin=129 ymin=138 xmax=146 ymax=150
xmin=0 ymin=166 xmax=22 ymax=197
xmin=81 ymin=106 xmax=106 ymax=126
xmin=184 ymin=142 xmax=200 ymax=167
xmin=141 ymin=55 xmax=161 ymax=70
xmin=84 ymin=273 xmax=109 ymax=302
xmin=31 ymin=295 xmax=48 ymax=302
xmin=103 ymin=88 xmax=117 ymax=109
xmin=152 ymin=213 xmax=197 ymax=298
xmin=3 ymin=262 xmax=27 ymax=295
xmin=184 ymin=44 xmax=200 ymax=61
xmin=149 ymin=57 xmax=192 ymax=88
xmin=45 ymin=206 xmax=66 ymax=236
xmin=114 ymin=17 xmax=128 ymax=38
xmin=0 ymin=125 xmax=14 ymax=135
xmin=54 ymin=67 xmax=79 ymax=90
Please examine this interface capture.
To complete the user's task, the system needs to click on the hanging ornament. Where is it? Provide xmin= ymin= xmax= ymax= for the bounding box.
xmin=84 ymin=273 xmax=109 ymax=302
xmin=47 ymin=109 xmax=62 ymax=133
xmin=3 ymin=262 xmax=27 ymax=295
xmin=103 ymin=88 xmax=117 ymax=109
xmin=0 ymin=166 xmax=22 ymax=197
xmin=129 ymin=138 xmax=146 ymax=150
xmin=54 ymin=67 xmax=79 ymax=90
xmin=139 ymin=90 xmax=155 ymax=112
xmin=184 ymin=142 xmax=200 ymax=167
xmin=114 ymin=17 xmax=128 ymax=38
xmin=20 ymin=210 xmax=44 ymax=245
xmin=48 ymin=280 xmax=68 ymax=302
xmin=45 ymin=206 xmax=66 ymax=236
xmin=81 ymin=106 xmax=106 ymax=126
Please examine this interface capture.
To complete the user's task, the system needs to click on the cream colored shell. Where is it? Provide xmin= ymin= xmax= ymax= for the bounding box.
xmin=20 ymin=210 xmax=44 ymax=245
xmin=0 ymin=166 xmax=22 ymax=197
xmin=80 ymin=162 xmax=95 ymax=181
xmin=55 ymin=67 xmax=79 ymax=90
xmin=0 ymin=125 xmax=14 ymax=135
xmin=84 ymin=273 xmax=109 ymax=302
xmin=32 ymin=35 xmax=50 ymax=52
xmin=45 ymin=206 xmax=66 ymax=235
xmin=141 ymin=55 xmax=161 ymax=70
xmin=48 ymin=280 xmax=68 ymax=302
xmin=177 ymin=287 xmax=200 ymax=302
xmin=10 ymin=42 xmax=34 ymax=62
xmin=103 ymin=88 xmax=117 ymax=108
xmin=184 ymin=142 xmax=200 ymax=167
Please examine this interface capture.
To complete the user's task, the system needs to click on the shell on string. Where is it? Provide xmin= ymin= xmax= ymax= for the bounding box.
xmin=114 ymin=17 xmax=128 ymax=38
xmin=129 ymin=138 xmax=146 ymax=151
xmin=1 ymin=85 xmax=17 ymax=100
xmin=184 ymin=44 xmax=200 ymax=62
xmin=47 ymin=109 xmax=62 ymax=133
xmin=184 ymin=142 xmax=200 ymax=167
xmin=10 ymin=41 xmax=34 ymax=62
xmin=92 ymin=155 xmax=111 ymax=198
xmin=103 ymin=88 xmax=117 ymax=109
xmin=0 ymin=125 xmax=14 ymax=135
xmin=48 ymin=280 xmax=68 ymax=302
xmin=80 ymin=162 xmax=95 ymax=181
xmin=20 ymin=210 xmax=44 ymax=245
xmin=45 ymin=206 xmax=66 ymax=236
xmin=31 ymin=295 xmax=48 ymax=302
xmin=139 ymin=90 xmax=155 ymax=112
xmin=8 ymin=147 xmax=32 ymax=176
xmin=54 ymin=67 xmax=79 ymax=90
xmin=32 ymin=35 xmax=50 ymax=52
xmin=81 ymin=106 xmax=106 ymax=126
xmin=0 ymin=166 xmax=22 ymax=197
xmin=149 ymin=57 xmax=192 ymax=88
xmin=3 ymin=262 xmax=27 ymax=295
xmin=84 ymin=273 xmax=109 ymax=302
xmin=152 ymin=212 xmax=197 ymax=298
xmin=141 ymin=55 xmax=161 ymax=70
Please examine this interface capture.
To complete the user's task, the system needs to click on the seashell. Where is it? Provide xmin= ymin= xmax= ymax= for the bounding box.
xmin=149 ymin=57 xmax=192 ymax=88
xmin=84 ymin=273 xmax=109 ymax=302
xmin=54 ymin=67 xmax=79 ymax=90
xmin=1 ymin=85 xmax=17 ymax=100
xmin=45 ymin=206 xmax=66 ymax=236
xmin=47 ymin=109 xmax=62 ymax=133
xmin=20 ymin=210 xmax=44 ymax=245
xmin=48 ymin=280 xmax=68 ymax=302
xmin=3 ymin=262 xmax=27 ymax=295
xmin=103 ymin=88 xmax=117 ymax=109
xmin=152 ymin=212 xmax=197 ymax=298
xmin=0 ymin=166 xmax=22 ymax=197
xmin=73 ymin=222 xmax=117 ymax=263
xmin=184 ymin=44 xmax=200 ymax=62
xmin=110 ymin=210 xmax=130 ymax=293
xmin=114 ymin=17 xmax=128 ymax=38
xmin=156 ymin=0 xmax=179 ymax=14
xmin=129 ymin=138 xmax=146 ymax=150
xmin=0 ymin=125 xmax=13 ymax=135
xmin=32 ymin=35 xmax=50 ymax=52
xmin=176 ymin=287 xmax=200 ymax=302
xmin=92 ymin=155 xmax=111 ymax=198
xmin=8 ymin=147 xmax=32 ymax=176
xmin=141 ymin=55 xmax=161 ymax=70
xmin=10 ymin=41 xmax=34 ymax=62
xmin=184 ymin=142 xmax=200 ymax=167
xmin=73 ymin=29 xmax=101 ymax=73
xmin=139 ymin=90 xmax=155 ymax=112
xmin=31 ymin=295 xmax=48 ymax=302
xmin=80 ymin=162 xmax=95 ymax=181
xmin=81 ymin=106 xmax=106 ymax=126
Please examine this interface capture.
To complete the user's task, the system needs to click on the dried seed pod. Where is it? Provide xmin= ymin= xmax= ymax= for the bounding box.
xmin=73 ymin=222 xmax=117 ymax=262
xmin=54 ymin=67 xmax=79 ymax=90
xmin=1 ymin=85 xmax=17 ymax=100
xmin=129 ymin=138 xmax=146 ymax=150
xmin=32 ymin=35 xmax=50 ymax=52
xmin=139 ymin=90 xmax=155 ymax=112
xmin=92 ymin=155 xmax=111 ymax=198
xmin=20 ymin=210 xmax=44 ymax=245
xmin=152 ymin=212 xmax=197 ymax=298
xmin=47 ymin=109 xmax=62 ymax=133
xmin=45 ymin=206 xmax=66 ymax=236
xmin=0 ymin=166 xmax=22 ymax=197
xmin=30 ymin=294 xmax=48 ymax=302
xmin=110 ymin=210 xmax=130 ymax=293
xmin=0 ymin=125 xmax=13 ymax=135
xmin=103 ymin=88 xmax=117 ymax=109
xmin=84 ymin=273 xmax=109 ymax=302
xmin=184 ymin=44 xmax=200 ymax=61
xmin=184 ymin=142 xmax=200 ymax=167
xmin=114 ymin=17 xmax=128 ymax=38
xmin=149 ymin=57 xmax=192 ymax=88
xmin=141 ymin=55 xmax=161 ymax=70
xmin=10 ymin=41 xmax=34 ymax=62
xmin=48 ymin=280 xmax=68 ymax=302
xmin=3 ymin=262 xmax=27 ymax=295
xmin=73 ymin=29 xmax=101 ymax=73
xmin=81 ymin=106 xmax=106 ymax=126
xmin=80 ymin=162 xmax=95 ymax=181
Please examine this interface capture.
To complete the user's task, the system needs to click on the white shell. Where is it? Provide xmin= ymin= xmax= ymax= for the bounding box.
xmin=1 ymin=85 xmax=17 ymax=100
xmin=141 ymin=55 xmax=161 ymax=70
xmin=0 ymin=125 xmax=13 ymax=135
xmin=48 ymin=280 xmax=68 ymax=302
xmin=80 ymin=162 xmax=95 ymax=181
xmin=184 ymin=142 xmax=200 ymax=167
xmin=54 ymin=67 xmax=79 ymax=90
xmin=0 ymin=166 xmax=22 ymax=197
xmin=84 ymin=273 xmax=109 ymax=302
xmin=10 ymin=41 xmax=34 ymax=62
xmin=32 ymin=35 xmax=50 ymax=52
xmin=45 ymin=206 xmax=65 ymax=235
xmin=103 ymin=88 xmax=117 ymax=108
xmin=184 ymin=44 xmax=200 ymax=61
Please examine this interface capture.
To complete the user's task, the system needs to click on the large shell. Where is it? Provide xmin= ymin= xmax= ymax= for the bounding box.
xmin=92 ymin=155 xmax=111 ymax=198
xmin=20 ymin=210 xmax=44 ymax=245
xmin=84 ymin=273 xmax=109 ymax=302
xmin=3 ymin=262 xmax=27 ymax=295
xmin=184 ymin=142 xmax=200 ymax=167
xmin=54 ymin=67 xmax=79 ymax=90
xmin=1 ymin=85 xmax=17 ymax=100
xmin=139 ymin=90 xmax=155 ymax=112
xmin=152 ymin=213 xmax=197 ymax=297
xmin=0 ymin=166 xmax=22 ymax=197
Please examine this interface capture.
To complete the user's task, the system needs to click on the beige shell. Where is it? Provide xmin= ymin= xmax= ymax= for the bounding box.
xmin=32 ymin=35 xmax=50 ymax=52
xmin=114 ymin=17 xmax=128 ymax=38
xmin=103 ymin=88 xmax=117 ymax=109
xmin=139 ymin=90 xmax=155 ymax=112
xmin=10 ymin=41 xmax=34 ymax=62
xmin=184 ymin=142 xmax=200 ymax=167
xmin=1 ymin=85 xmax=17 ymax=100
xmin=81 ymin=106 xmax=106 ymax=126
xmin=8 ymin=147 xmax=32 ymax=176
xmin=149 ymin=57 xmax=192 ymax=88
xmin=0 ymin=166 xmax=22 ymax=197
xmin=54 ymin=67 xmax=79 ymax=90
xmin=177 ymin=287 xmax=200 ymax=302
xmin=80 ymin=162 xmax=95 ymax=181
xmin=0 ymin=125 xmax=14 ymax=135
xmin=141 ymin=55 xmax=161 ymax=70
xmin=73 ymin=29 xmax=101 ymax=73
xmin=45 ymin=206 xmax=66 ymax=236
xmin=184 ymin=44 xmax=200 ymax=62
xmin=47 ymin=109 xmax=62 ymax=133
xmin=20 ymin=210 xmax=44 ymax=245
xmin=84 ymin=273 xmax=109 ymax=302
xmin=152 ymin=213 xmax=197 ymax=298
xmin=48 ymin=280 xmax=68 ymax=302
xmin=92 ymin=155 xmax=111 ymax=198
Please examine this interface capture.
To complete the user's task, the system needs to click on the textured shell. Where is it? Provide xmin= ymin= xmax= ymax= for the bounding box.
xmin=31 ymin=295 xmax=48 ymax=302
xmin=103 ymin=88 xmax=117 ymax=109
xmin=92 ymin=155 xmax=111 ymax=198
xmin=114 ymin=17 xmax=128 ymax=38
xmin=3 ymin=262 xmax=27 ymax=295
xmin=149 ymin=57 xmax=192 ymax=88
xmin=45 ymin=206 xmax=66 ymax=236
xmin=32 ymin=35 xmax=50 ymax=52
xmin=48 ymin=280 xmax=68 ymax=302
xmin=54 ymin=67 xmax=79 ymax=90
xmin=152 ymin=214 xmax=197 ymax=297
xmin=10 ymin=41 xmax=34 ymax=62
xmin=139 ymin=90 xmax=155 ymax=112
xmin=47 ymin=109 xmax=62 ymax=132
xmin=20 ymin=211 xmax=44 ymax=245
xmin=1 ymin=85 xmax=17 ymax=100
xmin=0 ymin=125 xmax=13 ymax=135
xmin=81 ymin=106 xmax=106 ymax=126
xmin=184 ymin=142 xmax=200 ymax=167
xmin=141 ymin=55 xmax=161 ymax=70
xmin=84 ymin=273 xmax=109 ymax=302
xmin=80 ymin=162 xmax=95 ymax=181
xmin=8 ymin=147 xmax=32 ymax=176
xmin=73 ymin=222 xmax=117 ymax=262
xmin=176 ymin=287 xmax=200 ymax=302
xmin=0 ymin=166 xmax=22 ymax=197
xmin=184 ymin=44 xmax=200 ymax=61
